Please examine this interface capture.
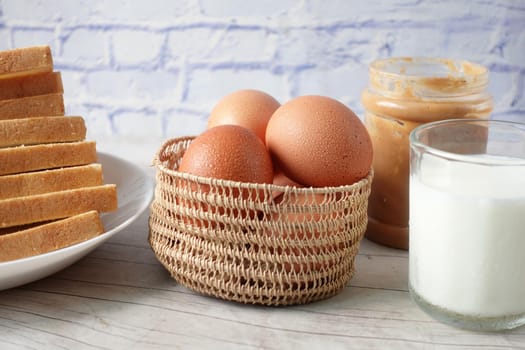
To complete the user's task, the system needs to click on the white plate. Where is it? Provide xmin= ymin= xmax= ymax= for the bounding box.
xmin=0 ymin=152 xmax=154 ymax=291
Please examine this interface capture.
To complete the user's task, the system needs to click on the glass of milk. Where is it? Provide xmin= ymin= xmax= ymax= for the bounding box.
xmin=409 ymin=119 xmax=525 ymax=331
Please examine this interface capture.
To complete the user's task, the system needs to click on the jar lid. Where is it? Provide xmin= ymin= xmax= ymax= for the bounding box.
xmin=369 ymin=57 xmax=489 ymax=98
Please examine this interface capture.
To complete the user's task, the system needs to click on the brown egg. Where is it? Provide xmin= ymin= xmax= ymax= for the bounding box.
xmin=176 ymin=125 xmax=274 ymax=228
xmin=268 ymin=191 xmax=342 ymax=273
xmin=265 ymin=95 xmax=373 ymax=187
xmin=271 ymin=166 xmax=303 ymax=199
xmin=179 ymin=124 xmax=273 ymax=184
xmin=273 ymin=191 xmax=329 ymax=230
xmin=207 ymin=89 xmax=280 ymax=143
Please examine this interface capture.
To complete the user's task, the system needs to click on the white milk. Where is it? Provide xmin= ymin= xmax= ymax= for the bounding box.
xmin=409 ymin=153 xmax=525 ymax=317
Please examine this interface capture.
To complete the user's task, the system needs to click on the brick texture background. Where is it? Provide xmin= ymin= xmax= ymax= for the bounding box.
xmin=0 ymin=0 xmax=524 ymax=145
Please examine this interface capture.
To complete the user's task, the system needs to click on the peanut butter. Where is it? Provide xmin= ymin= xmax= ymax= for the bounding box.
xmin=362 ymin=57 xmax=493 ymax=250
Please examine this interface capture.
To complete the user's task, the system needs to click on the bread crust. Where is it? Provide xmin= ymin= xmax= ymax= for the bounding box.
xmin=0 ymin=141 xmax=97 ymax=176
xmin=0 ymin=116 xmax=87 ymax=147
xmin=0 ymin=71 xmax=63 ymax=100
xmin=0 ymin=93 xmax=65 ymax=119
xmin=0 ymin=46 xmax=53 ymax=78
xmin=0 ymin=211 xmax=104 ymax=262
xmin=0 ymin=164 xmax=103 ymax=200
xmin=0 ymin=184 xmax=117 ymax=228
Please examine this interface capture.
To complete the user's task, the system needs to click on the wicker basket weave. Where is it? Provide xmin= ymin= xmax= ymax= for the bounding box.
xmin=148 ymin=137 xmax=372 ymax=306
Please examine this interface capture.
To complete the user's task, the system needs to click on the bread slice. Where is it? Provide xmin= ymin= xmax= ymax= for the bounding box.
xmin=0 ymin=141 xmax=97 ymax=176
xmin=0 ymin=46 xmax=53 ymax=79
xmin=0 ymin=116 xmax=86 ymax=148
xmin=0 ymin=184 xmax=117 ymax=228
xmin=0 ymin=164 xmax=103 ymax=200
xmin=0 ymin=71 xmax=63 ymax=100
xmin=0 ymin=221 xmax=47 ymax=236
xmin=0 ymin=93 xmax=64 ymax=120
xmin=0 ymin=211 xmax=104 ymax=262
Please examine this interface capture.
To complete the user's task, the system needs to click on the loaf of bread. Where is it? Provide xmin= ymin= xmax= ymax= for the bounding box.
xmin=0 ymin=116 xmax=86 ymax=147
xmin=0 ymin=46 xmax=53 ymax=78
xmin=0 ymin=184 xmax=117 ymax=228
xmin=0 ymin=71 xmax=63 ymax=100
xmin=0 ymin=164 xmax=103 ymax=200
xmin=0 ymin=211 xmax=104 ymax=262
xmin=0 ymin=141 xmax=97 ymax=176
xmin=0 ymin=93 xmax=65 ymax=119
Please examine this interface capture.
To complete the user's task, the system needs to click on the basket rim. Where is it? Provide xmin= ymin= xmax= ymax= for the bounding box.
xmin=153 ymin=136 xmax=373 ymax=194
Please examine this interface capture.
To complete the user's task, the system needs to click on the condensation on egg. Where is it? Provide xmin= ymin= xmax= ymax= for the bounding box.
xmin=265 ymin=95 xmax=373 ymax=187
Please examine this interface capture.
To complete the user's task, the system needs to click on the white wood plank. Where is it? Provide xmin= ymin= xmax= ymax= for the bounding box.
xmin=2 ymin=161 xmax=525 ymax=349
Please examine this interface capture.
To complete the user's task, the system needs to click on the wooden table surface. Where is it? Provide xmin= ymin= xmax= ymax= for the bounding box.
xmin=1 ymin=139 xmax=524 ymax=349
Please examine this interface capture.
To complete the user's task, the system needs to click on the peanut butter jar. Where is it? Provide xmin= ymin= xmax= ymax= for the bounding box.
xmin=361 ymin=57 xmax=493 ymax=250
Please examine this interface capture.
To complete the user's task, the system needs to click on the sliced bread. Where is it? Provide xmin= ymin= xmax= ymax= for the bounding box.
xmin=0 ymin=93 xmax=64 ymax=120
xmin=0 ymin=164 xmax=103 ymax=200
xmin=0 ymin=71 xmax=63 ymax=100
xmin=0 ymin=211 xmax=104 ymax=262
xmin=0 ymin=116 xmax=87 ymax=147
xmin=0 ymin=141 xmax=97 ymax=176
xmin=0 ymin=184 xmax=117 ymax=228
xmin=0 ymin=46 xmax=53 ymax=79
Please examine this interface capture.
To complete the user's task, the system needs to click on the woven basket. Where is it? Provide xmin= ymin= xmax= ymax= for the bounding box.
xmin=148 ymin=137 xmax=372 ymax=306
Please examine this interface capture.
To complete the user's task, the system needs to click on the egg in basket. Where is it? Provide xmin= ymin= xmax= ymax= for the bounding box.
xmin=149 ymin=91 xmax=373 ymax=306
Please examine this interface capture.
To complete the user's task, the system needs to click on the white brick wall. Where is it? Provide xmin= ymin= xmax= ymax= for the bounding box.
xmin=0 ymin=0 xmax=524 ymax=145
